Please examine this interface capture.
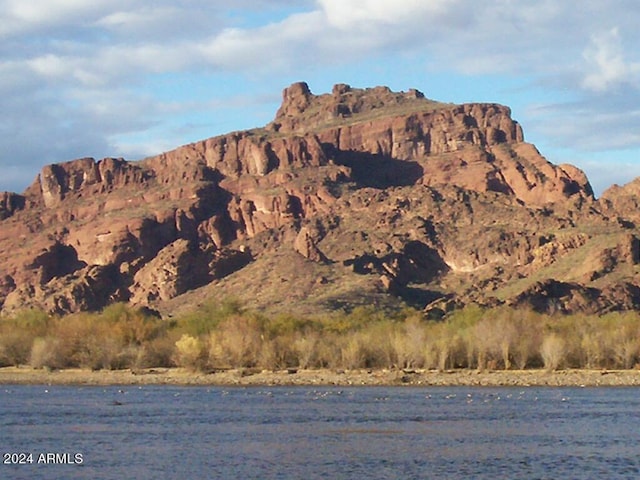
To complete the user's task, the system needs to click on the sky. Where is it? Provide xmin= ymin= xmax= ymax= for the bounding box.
xmin=1 ymin=0 xmax=639 ymax=197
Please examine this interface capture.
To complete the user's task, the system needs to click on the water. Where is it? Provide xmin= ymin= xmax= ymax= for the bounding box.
xmin=1 ymin=385 xmax=639 ymax=479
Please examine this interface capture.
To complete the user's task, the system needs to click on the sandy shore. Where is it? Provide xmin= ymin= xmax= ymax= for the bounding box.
xmin=1 ymin=366 xmax=640 ymax=387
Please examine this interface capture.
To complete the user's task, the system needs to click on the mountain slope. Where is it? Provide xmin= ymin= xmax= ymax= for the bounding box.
xmin=1 ymin=82 xmax=638 ymax=317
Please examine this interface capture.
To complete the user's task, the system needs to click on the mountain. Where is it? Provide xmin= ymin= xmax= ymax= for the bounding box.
xmin=1 ymin=82 xmax=639 ymax=318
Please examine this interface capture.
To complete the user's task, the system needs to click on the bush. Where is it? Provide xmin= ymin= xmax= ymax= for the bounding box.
xmin=258 ymin=336 xmax=299 ymax=370
xmin=390 ymin=317 xmax=427 ymax=369
xmin=29 ymin=337 xmax=64 ymax=370
xmin=540 ymin=334 xmax=565 ymax=371
xmin=0 ymin=331 xmax=34 ymax=366
xmin=135 ymin=335 xmax=177 ymax=368
xmin=511 ymin=310 xmax=543 ymax=369
xmin=208 ymin=315 xmax=263 ymax=368
xmin=175 ymin=298 xmax=245 ymax=336
xmin=174 ymin=334 xmax=206 ymax=371
xmin=339 ymin=336 xmax=366 ymax=369
xmin=292 ymin=332 xmax=320 ymax=369
xmin=0 ymin=308 xmax=51 ymax=366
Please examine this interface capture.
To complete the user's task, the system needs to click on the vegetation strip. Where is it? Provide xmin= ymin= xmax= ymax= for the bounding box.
xmin=3 ymin=301 xmax=640 ymax=378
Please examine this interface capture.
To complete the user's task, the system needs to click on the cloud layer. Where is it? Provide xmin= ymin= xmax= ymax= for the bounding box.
xmin=1 ymin=0 xmax=639 ymax=193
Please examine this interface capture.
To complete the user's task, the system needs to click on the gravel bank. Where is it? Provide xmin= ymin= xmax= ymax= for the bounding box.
xmin=1 ymin=367 xmax=640 ymax=387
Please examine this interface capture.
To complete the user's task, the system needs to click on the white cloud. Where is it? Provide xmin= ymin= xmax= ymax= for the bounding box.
xmin=95 ymin=6 xmax=180 ymax=31
xmin=27 ymin=53 xmax=69 ymax=77
xmin=199 ymin=11 xmax=326 ymax=72
xmin=5 ymin=0 xmax=113 ymax=23
xmin=582 ymin=28 xmax=640 ymax=92
xmin=318 ymin=0 xmax=458 ymax=29
xmin=0 ymin=0 xmax=122 ymax=37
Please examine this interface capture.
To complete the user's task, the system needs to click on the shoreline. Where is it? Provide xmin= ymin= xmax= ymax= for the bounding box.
xmin=1 ymin=366 xmax=640 ymax=387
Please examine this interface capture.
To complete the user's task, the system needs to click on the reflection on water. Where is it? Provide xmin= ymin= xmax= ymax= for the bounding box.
xmin=1 ymin=385 xmax=640 ymax=479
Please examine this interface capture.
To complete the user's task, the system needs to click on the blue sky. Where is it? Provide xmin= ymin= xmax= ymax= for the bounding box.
xmin=1 ymin=0 xmax=639 ymax=197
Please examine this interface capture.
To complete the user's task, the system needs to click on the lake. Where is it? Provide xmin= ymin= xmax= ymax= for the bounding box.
xmin=1 ymin=385 xmax=639 ymax=479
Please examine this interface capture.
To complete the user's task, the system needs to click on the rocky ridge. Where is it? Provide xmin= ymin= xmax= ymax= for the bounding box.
xmin=0 ymin=82 xmax=638 ymax=317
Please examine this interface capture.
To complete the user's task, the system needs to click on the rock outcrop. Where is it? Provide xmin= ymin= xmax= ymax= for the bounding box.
xmin=1 ymin=81 xmax=638 ymax=317
xmin=510 ymin=279 xmax=640 ymax=315
xmin=0 ymin=192 xmax=26 ymax=220
xmin=270 ymin=82 xmax=592 ymax=206
xmin=294 ymin=227 xmax=327 ymax=263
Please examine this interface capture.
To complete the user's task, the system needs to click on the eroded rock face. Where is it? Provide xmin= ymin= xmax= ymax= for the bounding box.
xmin=600 ymin=178 xmax=640 ymax=227
xmin=0 ymin=82 xmax=635 ymax=317
xmin=129 ymin=239 xmax=212 ymax=306
xmin=29 ymin=242 xmax=86 ymax=284
xmin=3 ymin=264 xmax=126 ymax=315
xmin=510 ymin=279 xmax=640 ymax=315
xmin=0 ymin=192 xmax=26 ymax=220
xmin=294 ymin=227 xmax=327 ymax=263
xmin=25 ymin=157 xmax=148 ymax=208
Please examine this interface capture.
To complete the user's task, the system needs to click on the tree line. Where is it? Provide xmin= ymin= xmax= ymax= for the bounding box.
xmin=1 ymin=301 xmax=640 ymax=372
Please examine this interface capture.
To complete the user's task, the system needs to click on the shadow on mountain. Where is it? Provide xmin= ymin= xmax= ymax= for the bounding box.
xmin=326 ymin=146 xmax=424 ymax=189
xmin=395 ymin=286 xmax=445 ymax=311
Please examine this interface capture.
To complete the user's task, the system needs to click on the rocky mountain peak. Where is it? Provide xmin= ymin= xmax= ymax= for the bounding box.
xmin=267 ymin=82 xmax=593 ymax=207
xmin=0 ymin=82 xmax=635 ymax=318
xmin=270 ymin=81 xmax=434 ymax=134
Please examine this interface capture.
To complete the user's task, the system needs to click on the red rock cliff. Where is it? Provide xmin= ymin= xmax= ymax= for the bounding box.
xmin=0 ymin=82 xmax=613 ymax=317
